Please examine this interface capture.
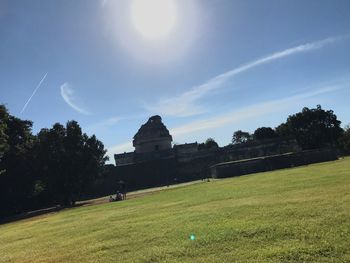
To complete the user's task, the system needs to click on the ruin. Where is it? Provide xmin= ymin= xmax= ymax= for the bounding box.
xmin=133 ymin=115 xmax=172 ymax=153
xmin=86 ymin=115 xmax=338 ymax=198
xmin=114 ymin=116 xmax=175 ymax=165
xmin=115 ymin=115 xmax=302 ymax=167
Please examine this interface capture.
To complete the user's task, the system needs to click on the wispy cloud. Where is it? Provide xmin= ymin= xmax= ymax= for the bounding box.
xmin=20 ymin=72 xmax=48 ymax=114
xmin=107 ymin=142 xmax=134 ymax=161
xmin=85 ymin=116 xmax=122 ymax=135
xmin=146 ymin=36 xmax=343 ymax=117
xmin=144 ymin=86 xmax=210 ymax=117
xmin=101 ymin=0 xmax=108 ymax=8
xmin=60 ymin=83 xmax=90 ymax=115
xmin=86 ymin=113 xmax=150 ymax=135
xmin=97 ymin=116 xmax=122 ymax=127
xmin=170 ymin=84 xmax=345 ymax=137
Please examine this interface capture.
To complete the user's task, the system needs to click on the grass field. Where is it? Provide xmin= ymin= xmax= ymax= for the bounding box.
xmin=1 ymin=158 xmax=350 ymax=263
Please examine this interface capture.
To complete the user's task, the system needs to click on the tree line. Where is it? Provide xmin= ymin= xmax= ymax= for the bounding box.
xmin=0 ymin=105 xmax=108 ymax=217
xmin=232 ymin=105 xmax=349 ymax=151
xmin=201 ymin=105 xmax=350 ymax=152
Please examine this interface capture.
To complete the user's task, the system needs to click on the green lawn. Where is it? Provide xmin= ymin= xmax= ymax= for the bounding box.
xmin=1 ymin=158 xmax=350 ymax=263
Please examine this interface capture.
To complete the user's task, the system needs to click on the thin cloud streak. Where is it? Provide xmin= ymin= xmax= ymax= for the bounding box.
xmin=146 ymin=36 xmax=343 ymax=117
xmin=60 ymin=83 xmax=90 ymax=115
xmin=86 ymin=113 xmax=150 ymax=135
xmin=85 ymin=116 xmax=122 ymax=134
xmin=20 ymin=72 xmax=48 ymax=114
xmin=96 ymin=116 xmax=122 ymax=127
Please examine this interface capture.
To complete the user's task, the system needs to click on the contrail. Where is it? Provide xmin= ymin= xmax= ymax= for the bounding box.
xmin=20 ymin=72 xmax=48 ymax=114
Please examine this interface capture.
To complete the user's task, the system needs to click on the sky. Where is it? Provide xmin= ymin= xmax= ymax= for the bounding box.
xmin=1 ymin=0 xmax=350 ymax=163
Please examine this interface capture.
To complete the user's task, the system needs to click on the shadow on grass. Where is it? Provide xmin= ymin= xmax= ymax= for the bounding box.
xmin=0 ymin=202 xmax=88 ymax=225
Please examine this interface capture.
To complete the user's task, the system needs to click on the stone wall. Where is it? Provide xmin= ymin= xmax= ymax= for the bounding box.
xmin=109 ymin=139 xmax=301 ymax=190
xmin=211 ymin=148 xmax=338 ymax=179
xmin=134 ymin=138 xmax=172 ymax=153
xmin=97 ymin=139 xmax=309 ymax=197
xmin=218 ymin=138 xmax=301 ymax=163
xmin=115 ymin=157 xmax=178 ymax=191
xmin=114 ymin=152 xmax=134 ymax=166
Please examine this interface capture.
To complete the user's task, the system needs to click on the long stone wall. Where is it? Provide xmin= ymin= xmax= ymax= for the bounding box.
xmin=115 ymin=157 xmax=177 ymax=191
xmin=92 ymin=140 xmax=327 ymax=197
xmin=210 ymin=148 xmax=338 ymax=179
xmin=88 ymin=148 xmax=338 ymax=198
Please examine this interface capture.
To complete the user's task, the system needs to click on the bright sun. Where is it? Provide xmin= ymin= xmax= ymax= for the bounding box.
xmin=131 ymin=0 xmax=177 ymax=39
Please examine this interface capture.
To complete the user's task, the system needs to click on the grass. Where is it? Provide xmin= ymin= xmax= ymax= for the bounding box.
xmin=1 ymin=158 xmax=350 ymax=263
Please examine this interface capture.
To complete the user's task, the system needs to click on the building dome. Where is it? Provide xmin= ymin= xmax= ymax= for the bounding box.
xmin=133 ymin=115 xmax=173 ymax=153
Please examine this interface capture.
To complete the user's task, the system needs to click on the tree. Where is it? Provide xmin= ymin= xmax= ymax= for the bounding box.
xmin=0 ymin=104 xmax=108 ymax=216
xmin=232 ymin=130 xmax=251 ymax=144
xmin=0 ymin=105 xmax=9 ymax=173
xmin=34 ymin=123 xmax=68 ymax=205
xmin=253 ymin=127 xmax=278 ymax=141
xmin=198 ymin=138 xmax=219 ymax=150
xmin=276 ymin=105 xmax=343 ymax=150
xmin=0 ymin=105 xmax=36 ymax=216
xmin=35 ymin=121 xmax=108 ymax=206
xmin=339 ymin=125 xmax=350 ymax=153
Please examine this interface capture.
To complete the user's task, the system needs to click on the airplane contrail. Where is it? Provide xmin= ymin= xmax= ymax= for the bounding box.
xmin=20 ymin=72 xmax=48 ymax=114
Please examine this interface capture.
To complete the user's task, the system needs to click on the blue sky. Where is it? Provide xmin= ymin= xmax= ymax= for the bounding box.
xmin=1 ymin=0 xmax=350 ymax=163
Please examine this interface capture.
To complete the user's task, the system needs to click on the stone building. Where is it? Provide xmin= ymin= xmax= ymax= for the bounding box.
xmin=85 ymin=115 xmax=336 ymax=197
xmin=114 ymin=115 xmax=175 ymax=166
xmin=90 ymin=115 xmax=337 ymax=198
xmin=133 ymin=115 xmax=172 ymax=153
xmin=113 ymin=115 xmax=302 ymax=180
xmin=114 ymin=115 xmax=302 ymax=166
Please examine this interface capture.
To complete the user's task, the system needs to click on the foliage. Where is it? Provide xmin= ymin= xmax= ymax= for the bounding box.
xmin=253 ymin=127 xmax=278 ymax=140
xmin=0 ymin=105 xmax=9 ymax=172
xmin=232 ymin=130 xmax=252 ymax=144
xmin=198 ymin=138 xmax=219 ymax=150
xmin=339 ymin=124 xmax=350 ymax=153
xmin=0 ymin=104 xmax=107 ymax=216
xmin=34 ymin=121 xmax=108 ymax=206
xmin=1 ymin=158 xmax=349 ymax=262
xmin=0 ymin=108 xmax=35 ymax=216
xmin=276 ymin=105 xmax=343 ymax=149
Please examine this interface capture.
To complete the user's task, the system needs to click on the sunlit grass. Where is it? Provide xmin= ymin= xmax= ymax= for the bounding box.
xmin=1 ymin=158 xmax=350 ymax=262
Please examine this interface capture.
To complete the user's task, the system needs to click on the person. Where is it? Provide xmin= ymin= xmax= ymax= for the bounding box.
xmin=120 ymin=181 xmax=126 ymax=200
xmin=114 ymin=191 xmax=123 ymax=201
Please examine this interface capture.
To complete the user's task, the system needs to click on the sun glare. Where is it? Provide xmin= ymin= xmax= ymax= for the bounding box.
xmin=131 ymin=0 xmax=177 ymax=39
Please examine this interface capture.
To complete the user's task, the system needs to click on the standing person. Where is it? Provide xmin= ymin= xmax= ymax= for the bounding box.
xmin=117 ymin=180 xmax=127 ymax=200
xmin=121 ymin=181 xmax=126 ymax=200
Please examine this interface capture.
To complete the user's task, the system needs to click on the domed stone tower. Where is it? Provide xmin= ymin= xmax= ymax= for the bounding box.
xmin=133 ymin=115 xmax=173 ymax=153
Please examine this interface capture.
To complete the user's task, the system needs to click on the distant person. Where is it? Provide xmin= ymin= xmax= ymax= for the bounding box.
xmin=115 ymin=191 xmax=123 ymax=201
xmin=118 ymin=181 xmax=127 ymax=200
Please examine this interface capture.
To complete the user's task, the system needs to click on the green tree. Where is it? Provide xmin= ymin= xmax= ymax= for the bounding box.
xmin=276 ymin=105 xmax=343 ymax=150
xmin=35 ymin=121 xmax=108 ymax=206
xmin=339 ymin=125 xmax=350 ymax=153
xmin=34 ymin=124 xmax=67 ymax=205
xmin=198 ymin=138 xmax=219 ymax=150
xmin=0 ymin=105 xmax=36 ymax=216
xmin=0 ymin=104 xmax=108 ymax=215
xmin=253 ymin=127 xmax=278 ymax=141
xmin=0 ymin=105 xmax=9 ymax=173
xmin=232 ymin=130 xmax=251 ymax=144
